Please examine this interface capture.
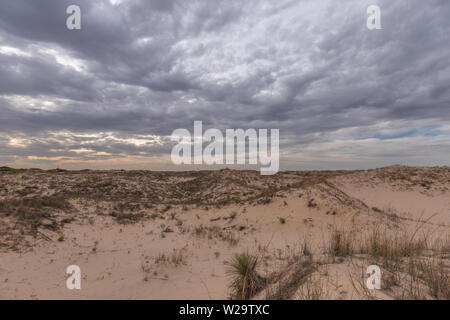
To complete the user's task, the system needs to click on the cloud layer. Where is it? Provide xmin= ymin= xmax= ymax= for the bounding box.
xmin=0 ymin=0 xmax=449 ymax=169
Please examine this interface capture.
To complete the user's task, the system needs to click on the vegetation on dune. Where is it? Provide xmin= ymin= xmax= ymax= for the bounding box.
xmin=226 ymin=252 xmax=265 ymax=300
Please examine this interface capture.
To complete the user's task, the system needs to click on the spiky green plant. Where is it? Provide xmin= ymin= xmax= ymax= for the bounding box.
xmin=226 ymin=252 xmax=262 ymax=299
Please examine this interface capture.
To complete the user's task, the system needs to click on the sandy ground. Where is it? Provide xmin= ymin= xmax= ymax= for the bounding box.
xmin=0 ymin=166 xmax=448 ymax=299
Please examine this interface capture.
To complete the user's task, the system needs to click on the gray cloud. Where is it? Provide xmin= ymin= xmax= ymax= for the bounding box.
xmin=0 ymin=0 xmax=449 ymax=169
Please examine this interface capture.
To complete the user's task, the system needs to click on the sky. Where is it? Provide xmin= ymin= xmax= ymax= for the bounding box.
xmin=0 ymin=0 xmax=449 ymax=170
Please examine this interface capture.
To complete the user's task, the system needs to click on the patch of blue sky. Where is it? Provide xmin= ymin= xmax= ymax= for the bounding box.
xmin=370 ymin=125 xmax=443 ymax=140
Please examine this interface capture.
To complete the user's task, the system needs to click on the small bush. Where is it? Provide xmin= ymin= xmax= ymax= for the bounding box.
xmin=226 ymin=252 xmax=263 ymax=300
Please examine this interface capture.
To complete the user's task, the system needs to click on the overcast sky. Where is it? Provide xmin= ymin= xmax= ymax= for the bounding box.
xmin=0 ymin=0 xmax=449 ymax=170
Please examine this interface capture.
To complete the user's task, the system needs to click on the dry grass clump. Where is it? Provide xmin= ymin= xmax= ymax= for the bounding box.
xmin=141 ymin=248 xmax=188 ymax=281
xmin=356 ymin=227 xmax=448 ymax=299
xmin=193 ymin=224 xmax=239 ymax=246
xmin=110 ymin=212 xmax=146 ymax=223
xmin=403 ymin=236 xmax=449 ymax=300
xmin=154 ymin=248 xmax=187 ymax=266
xmin=359 ymin=227 xmax=427 ymax=267
xmin=417 ymin=258 xmax=449 ymax=300
xmin=324 ymin=223 xmax=449 ymax=300
xmin=226 ymin=252 xmax=265 ymax=300
xmin=328 ymin=229 xmax=354 ymax=259
xmin=296 ymin=274 xmax=328 ymax=300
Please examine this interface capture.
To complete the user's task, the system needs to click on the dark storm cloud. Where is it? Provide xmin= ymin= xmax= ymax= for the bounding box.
xmin=0 ymin=49 xmax=98 ymax=100
xmin=0 ymin=0 xmax=449 ymax=168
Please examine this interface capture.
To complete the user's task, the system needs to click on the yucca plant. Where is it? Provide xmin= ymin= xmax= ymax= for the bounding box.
xmin=226 ymin=252 xmax=263 ymax=299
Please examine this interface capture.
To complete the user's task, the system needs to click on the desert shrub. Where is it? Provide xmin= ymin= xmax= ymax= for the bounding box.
xmin=226 ymin=252 xmax=264 ymax=300
xmin=0 ymin=195 xmax=70 ymax=221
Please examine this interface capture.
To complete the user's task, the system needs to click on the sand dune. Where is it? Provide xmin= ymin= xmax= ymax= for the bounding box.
xmin=0 ymin=166 xmax=448 ymax=299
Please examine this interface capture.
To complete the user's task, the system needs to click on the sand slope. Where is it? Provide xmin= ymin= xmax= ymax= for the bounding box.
xmin=0 ymin=166 xmax=448 ymax=299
